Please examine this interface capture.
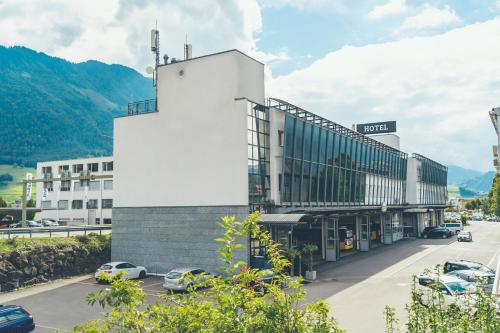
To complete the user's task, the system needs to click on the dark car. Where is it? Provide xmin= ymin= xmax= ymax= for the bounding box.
xmin=443 ymin=260 xmax=494 ymax=274
xmin=421 ymin=227 xmax=452 ymax=239
xmin=0 ymin=305 xmax=35 ymax=332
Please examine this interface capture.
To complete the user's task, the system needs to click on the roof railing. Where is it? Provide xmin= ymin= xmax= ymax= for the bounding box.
xmin=127 ymin=99 xmax=157 ymax=116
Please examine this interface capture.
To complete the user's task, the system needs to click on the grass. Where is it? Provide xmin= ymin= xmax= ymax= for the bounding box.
xmin=0 ymin=234 xmax=111 ymax=254
xmin=0 ymin=164 xmax=37 ymax=204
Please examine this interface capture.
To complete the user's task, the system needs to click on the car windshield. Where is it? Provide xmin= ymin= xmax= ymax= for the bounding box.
xmin=165 ymin=271 xmax=183 ymax=279
xmin=99 ymin=264 xmax=112 ymax=270
xmin=445 ymin=281 xmax=474 ymax=295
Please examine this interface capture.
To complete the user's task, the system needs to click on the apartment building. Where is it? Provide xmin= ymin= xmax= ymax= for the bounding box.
xmin=35 ymin=156 xmax=114 ymax=225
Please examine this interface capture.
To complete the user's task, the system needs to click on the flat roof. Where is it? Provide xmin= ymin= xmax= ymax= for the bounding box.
xmin=157 ymin=49 xmax=264 ymax=68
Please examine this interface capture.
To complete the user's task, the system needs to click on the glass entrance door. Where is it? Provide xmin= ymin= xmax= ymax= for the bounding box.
xmin=325 ymin=216 xmax=338 ymax=261
xmin=359 ymin=216 xmax=370 ymax=251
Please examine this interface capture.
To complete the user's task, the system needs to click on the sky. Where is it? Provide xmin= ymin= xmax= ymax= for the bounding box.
xmin=0 ymin=0 xmax=499 ymax=171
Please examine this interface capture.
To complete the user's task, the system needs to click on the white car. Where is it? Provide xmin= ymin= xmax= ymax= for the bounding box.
xmin=417 ymin=274 xmax=477 ymax=309
xmin=95 ymin=262 xmax=147 ymax=282
xmin=26 ymin=220 xmax=42 ymax=228
xmin=446 ymin=270 xmax=495 ymax=294
xmin=40 ymin=219 xmax=59 ymax=227
xmin=457 ymin=231 xmax=472 ymax=242
xmin=163 ymin=267 xmax=211 ymax=291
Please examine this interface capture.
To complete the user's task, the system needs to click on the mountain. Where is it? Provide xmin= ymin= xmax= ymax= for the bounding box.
xmin=446 ymin=165 xmax=483 ymax=185
xmin=0 ymin=46 xmax=153 ymax=166
xmin=461 ymin=171 xmax=496 ymax=193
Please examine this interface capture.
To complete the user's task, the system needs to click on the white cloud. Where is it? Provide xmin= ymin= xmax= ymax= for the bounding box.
xmin=0 ymin=0 xmax=266 ymax=73
xmin=258 ymin=0 xmax=346 ymax=12
xmin=367 ymin=0 xmax=408 ymax=20
xmin=399 ymin=4 xmax=460 ymax=31
xmin=269 ymin=18 xmax=500 ymax=171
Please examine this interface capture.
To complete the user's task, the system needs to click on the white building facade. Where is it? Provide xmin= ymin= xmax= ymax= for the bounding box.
xmin=35 ymin=156 xmax=114 ymax=225
xmin=112 ymin=49 xmax=448 ymax=274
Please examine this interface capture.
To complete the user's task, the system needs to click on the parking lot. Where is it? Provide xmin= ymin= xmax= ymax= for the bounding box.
xmin=0 ymin=221 xmax=498 ymax=333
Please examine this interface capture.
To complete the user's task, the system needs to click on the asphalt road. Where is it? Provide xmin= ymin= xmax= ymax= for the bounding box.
xmin=1 ymin=221 xmax=498 ymax=332
xmin=305 ymin=221 xmax=500 ymax=333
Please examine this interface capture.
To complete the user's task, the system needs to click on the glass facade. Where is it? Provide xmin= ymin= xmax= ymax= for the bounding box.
xmin=278 ymin=103 xmax=407 ymax=207
xmin=247 ymin=101 xmax=270 ymax=207
xmin=414 ymin=154 xmax=448 ymax=205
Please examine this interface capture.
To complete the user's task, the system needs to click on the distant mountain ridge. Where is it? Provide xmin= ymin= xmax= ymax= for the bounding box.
xmin=447 ymin=165 xmax=495 ymax=196
xmin=0 ymin=45 xmax=153 ymax=166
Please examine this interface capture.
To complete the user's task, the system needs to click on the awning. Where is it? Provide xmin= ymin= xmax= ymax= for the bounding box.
xmin=403 ymin=208 xmax=429 ymax=213
xmin=259 ymin=213 xmax=314 ymax=225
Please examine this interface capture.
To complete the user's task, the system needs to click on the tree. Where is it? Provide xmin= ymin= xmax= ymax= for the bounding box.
xmin=302 ymin=243 xmax=319 ymax=272
xmin=0 ymin=196 xmax=7 ymax=208
xmin=72 ymin=212 xmax=344 ymax=333
xmin=287 ymin=246 xmax=301 ymax=276
xmin=26 ymin=199 xmax=35 ymax=220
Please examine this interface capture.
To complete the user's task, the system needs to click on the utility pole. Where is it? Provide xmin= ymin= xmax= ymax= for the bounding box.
xmin=20 ymin=174 xmax=113 ymax=227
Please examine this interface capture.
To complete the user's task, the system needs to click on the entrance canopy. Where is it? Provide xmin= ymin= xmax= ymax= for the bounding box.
xmin=259 ymin=213 xmax=314 ymax=225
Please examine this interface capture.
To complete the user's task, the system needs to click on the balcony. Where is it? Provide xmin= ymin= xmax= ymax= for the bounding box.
xmin=127 ymin=99 xmax=157 ymax=116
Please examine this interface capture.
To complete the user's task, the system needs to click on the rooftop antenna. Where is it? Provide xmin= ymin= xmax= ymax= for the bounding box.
xmin=148 ymin=21 xmax=160 ymax=102
xmin=184 ymin=33 xmax=192 ymax=60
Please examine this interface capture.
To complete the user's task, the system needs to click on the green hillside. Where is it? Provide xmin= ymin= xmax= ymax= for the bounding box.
xmin=0 ymin=164 xmax=36 ymax=203
xmin=0 ymin=45 xmax=153 ymax=166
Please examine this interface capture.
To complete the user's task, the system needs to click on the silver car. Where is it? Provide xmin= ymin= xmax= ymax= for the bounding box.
xmin=163 ymin=267 xmax=210 ymax=291
xmin=446 ymin=270 xmax=495 ymax=294
xmin=457 ymin=231 xmax=472 ymax=242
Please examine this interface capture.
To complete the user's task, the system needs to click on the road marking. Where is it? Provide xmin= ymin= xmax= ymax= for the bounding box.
xmin=488 ymin=247 xmax=500 ymax=268
xmin=37 ymin=324 xmax=71 ymax=332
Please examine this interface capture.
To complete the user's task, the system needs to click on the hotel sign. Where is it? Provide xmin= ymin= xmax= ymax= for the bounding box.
xmin=356 ymin=121 xmax=396 ymax=135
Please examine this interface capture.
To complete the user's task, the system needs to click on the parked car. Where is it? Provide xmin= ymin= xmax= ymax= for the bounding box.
xmin=163 ymin=267 xmax=212 ymax=291
xmin=95 ymin=262 xmax=147 ymax=283
xmin=421 ymin=227 xmax=452 ymax=239
xmin=40 ymin=219 xmax=59 ymax=227
xmin=443 ymin=260 xmax=494 ymax=274
xmin=457 ymin=231 xmax=472 ymax=242
xmin=446 ymin=270 xmax=495 ymax=294
xmin=416 ymin=274 xmax=476 ymax=309
xmin=26 ymin=220 xmax=42 ymax=228
xmin=7 ymin=221 xmax=21 ymax=228
xmin=0 ymin=305 xmax=35 ymax=332
xmin=440 ymin=222 xmax=463 ymax=234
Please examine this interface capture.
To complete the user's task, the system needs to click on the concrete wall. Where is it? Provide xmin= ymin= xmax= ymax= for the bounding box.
xmin=269 ymin=107 xmax=285 ymax=205
xmin=114 ymin=50 xmax=264 ymax=208
xmin=405 ymin=157 xmax=418 ymax=204
xmin=111 ymin=205 xmax=249 ymax=274
xmin=369 ymin=134 xmax=400 ymax=150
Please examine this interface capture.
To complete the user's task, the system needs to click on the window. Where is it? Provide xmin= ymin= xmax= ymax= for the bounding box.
xmin=89 ymin=181 xmax=100 ymax=191
xmin=87 ymin=163 xmax=98 ymax=172
xmin=103 ymin=180 xmax=113 ymax=190
xmin=60 ymin=180 xmax=71 ymax=191
xmin=103 ymin=161 xmax=113 ymax=172
xmin=43 ymin=181 xmax=54 ymax=191
xmin=278 ymin=130 xmax=284 ymax=147
xmin=58 ymin=165 xmax=69 ymax=173
xmin=72 ymin=164 xmax=83 ymax=173
xmin=102 ymin=199 xmax=113 ymax=209
xmin=103 ymin=218 xmax=112 ymax=225
xmin=87 ymin=199 xmax=98 ymax=209
xmin=42 ymin=166 xmax=52 ymax=175
xmin=72 ymin=200 xmax=83 ymax=209
xmin=41 ymin=200 xmax=51 ymax=209
xmin=73 ymin=181 xmax=84 ymax=191
xmin=58 ymin=200 xmax=69 ymax=210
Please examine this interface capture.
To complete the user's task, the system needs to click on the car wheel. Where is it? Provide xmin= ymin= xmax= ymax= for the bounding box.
xmin=423 ymin=234 xmax=428 ymax=239
xmin=139 ymin=270 xmax=146 ymax=279
xmin=442 ymin=234 xmax=447 ymax=239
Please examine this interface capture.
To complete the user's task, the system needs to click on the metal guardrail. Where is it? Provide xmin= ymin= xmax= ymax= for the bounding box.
xmin=127 ymin=99 xmax=157 ymax=116
xmin=0 ymin=225 xmax=112 ymax=238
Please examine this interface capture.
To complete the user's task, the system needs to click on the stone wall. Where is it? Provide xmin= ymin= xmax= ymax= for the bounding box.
xmin=112 ymin=206 xmax=249 ymax=275
xmin=0 ymin=234 xmax=110 ymax=291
